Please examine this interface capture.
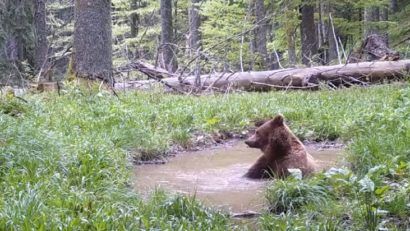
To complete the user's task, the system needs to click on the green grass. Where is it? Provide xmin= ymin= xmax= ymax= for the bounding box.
xmin=0 ymin=83 xmax=409 ymax=229
xmin=262 ymin=84 xmax=410 ymax=230
xmin=266 ymin=177 xmax=329 ymax=214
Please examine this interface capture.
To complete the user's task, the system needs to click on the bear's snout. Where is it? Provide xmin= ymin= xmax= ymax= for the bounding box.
xmin=245 ymin=137 xmax=259 ymax=148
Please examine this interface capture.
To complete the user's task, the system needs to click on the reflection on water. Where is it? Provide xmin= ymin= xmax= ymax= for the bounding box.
xmin=133 ymin=141 xmax=343 ymax=213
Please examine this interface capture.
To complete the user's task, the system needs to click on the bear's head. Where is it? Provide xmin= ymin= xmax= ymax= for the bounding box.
xmin=245 ymin=114 xmax=290 ymax=151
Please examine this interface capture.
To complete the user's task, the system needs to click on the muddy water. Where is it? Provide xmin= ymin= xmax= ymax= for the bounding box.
xmin=133 ymin=141 xmax=343 ymax=213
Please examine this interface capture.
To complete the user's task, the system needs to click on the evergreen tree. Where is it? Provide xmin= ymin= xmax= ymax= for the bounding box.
xmin=73 ymin=0 xmax=113 ymax=85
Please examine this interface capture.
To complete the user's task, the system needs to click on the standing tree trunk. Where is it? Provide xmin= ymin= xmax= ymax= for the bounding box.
xmin=253 ymin=0 xmax=268 ymax=69
xmin=173 ymin=0 xmax=178 ymax=39
xmin=249 ymin=2 xmax=256 ymax=70
xmin=189 ymin=0 xmax=201 ymax=87
xmin=34 ymin=0 xmax=48 ymax=73
xmin=390 ymin=0 xmax=398 ymax=13
xmin=317 ymin=0 xmax=326 ymax=63
xmin=188 ymin=0 xmax=201 ymax=55
xmin=267 ymin=22 xmax=280 ymax=70
xmin=283 ymin=6 xmax=298 ymax=67
xmin=287 ymin=31 xmax=297 ymax=67
xmin=328 ymin=11 xmax=340 ymax=63
xmin=160 ymin=0 xmax=177 ymax=73
xmin=322 ymin=2 xmax=338 ymax=63
xmin=363 ymin=6 xmax=380 ymax=38
xmin=13 ymin=0 xmax=25 ymax=62
xmin=379 ymin=7 xmax=389 ymax=44
xmin=73 ymin=0 xmax=113 ymax=85
xmin=130 ymin=0 xmax=139 ymax=38
xmin=1 ymin=0 xmax=28 ymax=86
xmin=4 ymin=37 xmax=19 ymax=63
xmin=300 ymin=0 xmax=317 ymax=66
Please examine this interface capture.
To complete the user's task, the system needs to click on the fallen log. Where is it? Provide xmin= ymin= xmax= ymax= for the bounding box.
xmin=116 ymin=60 xmax=175 ymax=79
xmin=115 ymin=60 xmax=410 ymax=92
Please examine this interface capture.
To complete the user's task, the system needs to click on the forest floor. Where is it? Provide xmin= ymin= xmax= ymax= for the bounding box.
xmin=0 ymin=81 xmax=409 ymax=230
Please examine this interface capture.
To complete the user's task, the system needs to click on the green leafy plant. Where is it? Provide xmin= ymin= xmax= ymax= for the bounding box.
xmin=266 ymin=177 xmax=329 ymax=213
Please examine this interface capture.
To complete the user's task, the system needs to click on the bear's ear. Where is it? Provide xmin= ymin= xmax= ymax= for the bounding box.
xmin=254 ymin=119 xmax=269 ymax=127
xmin=271 ymin=114 xmax=284 ymax=126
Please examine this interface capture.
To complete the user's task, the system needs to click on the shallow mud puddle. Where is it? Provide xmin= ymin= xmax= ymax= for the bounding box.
xmin=133 ymin=142 xmax=343 ymax=213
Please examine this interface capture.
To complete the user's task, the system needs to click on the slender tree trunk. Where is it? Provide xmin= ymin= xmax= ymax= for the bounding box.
xmin=390 ymin=0 xmax=398 ymax=13
xmin=300 ymin=0 xmax=317 ymax=66
xmin=189 ymin=0 xmax=201 ymax=86
xmin=320 ymin=1 xmax=334 ymax=64
xmin=317 ymin=1 xmax=324 ymax=48
xmin=328 ymin=11 xmax=339 ymax=63
xmin=74 ymin=0 xmax=113 ymax=85
xmin=248 ymin=2 xmax=256 ymax=70
xmin=284 ymin=5 xmax=297 ymax=67
xmin=160 ymin=0 xmax=177 ymax=73
xmin=4 ymin=36 xmax=19 ymax=62
xmin=15 ymin=0 xmax=25 ymax=62
xmin=173 ymin=0 xmax=178 ymax=39
xmin=188 ymin=0 xmax=201 ymax=55
xmin=380 ymin=8 xmax=388 ymax=21
xmin=379 ymin=7 xmax=389 ymax=43
xmin=287 ymin=32 xmax=297 ymax=67
xmin=317 ymin=0 xmax=328 ymax=64
xmin=34 ymin=0 xmax=48 ymax=73
xmin=1 ymin=0 xmax=27 ymax=86
xmin=253 ymin=0 xmax=268 ymax=69
xmin=130 ymin=0 xmax=139 ymax=38
xmin=267 ymin=22 xmax=280 ymax=70
xmin=363 ymin=6 xmax=380 ymax=38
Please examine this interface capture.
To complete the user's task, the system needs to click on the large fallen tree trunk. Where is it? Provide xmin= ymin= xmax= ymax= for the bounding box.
xmin=115 ymin=60 xmax=410 ymax=92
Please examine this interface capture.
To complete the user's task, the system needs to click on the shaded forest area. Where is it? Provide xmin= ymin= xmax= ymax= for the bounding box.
xmin=0 ymin=0 xmax=409 ymax=87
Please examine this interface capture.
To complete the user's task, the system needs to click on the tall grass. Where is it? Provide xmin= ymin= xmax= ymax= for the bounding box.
xmin=0 ymin=83 xmax=409 ymax=229
xmin=264 ymin=85 xmax=410 ymax=230
xmin=266 ymin=177 xmax=329 ymax=214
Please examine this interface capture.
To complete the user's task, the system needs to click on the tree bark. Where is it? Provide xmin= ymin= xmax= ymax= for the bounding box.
xmin=4 ymin=36 xmax=19 ymax=62
xmin=300 ymin=1 xmax=317 ymax=66
xmin=379 ymin=7 xmax=389 ymax=43
xmin=390 ymin=0 xmax=398 ymax=13
xmin=363 ymin=6 xmax=380 ymax=38
xmin=188 ymin=0 xmax=201 ymax=55
xmin=325 ymin=3 xmax=339 ymax=63
xmin=267 ymin=22 xmax=280 ymax=70
xmin=116 ymin=60 xmax=410 ymax=91
xmin=287 ymin=32 xmax=297 ymax=67
xmin=248 ymin=2 xmax=256 ymax=70
xmin=13 ymin=0 xmax=25 ymax=62
xmin=34 ymin=0 xmax=48 ymax=72
xmin=317 ymin=0 xmax=327 ymax=64
xmin=74 ymin=0 xmax=113 ymax=85
xmin=253 ymin=0 xmax=268 ymax=69
xmin=160 ymin=0 xmax=177 ymax=73
xmin=130 ymin=0 xmax=139 ymax=38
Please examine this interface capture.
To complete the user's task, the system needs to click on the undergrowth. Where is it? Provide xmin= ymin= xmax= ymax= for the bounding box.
xmin=0 ymin=83 xmax=409 ymax=229
xmin=264 ymin=84 xmax=410 ymax=230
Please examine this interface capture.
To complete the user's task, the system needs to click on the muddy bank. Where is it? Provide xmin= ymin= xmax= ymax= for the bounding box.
xmin=133 ymin=131 xmax=247 ymax=165
xmin=133 ymin=128 xmax=345 ymax=165
xmin=133 ymin=141 xmax=344 ymax=213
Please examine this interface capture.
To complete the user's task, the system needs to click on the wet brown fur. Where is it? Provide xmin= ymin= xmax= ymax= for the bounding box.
xmin=244 ymin=114 xmax=317 ymax=179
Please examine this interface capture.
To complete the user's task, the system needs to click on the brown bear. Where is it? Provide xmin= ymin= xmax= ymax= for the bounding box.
xmin=244 ymin=114 xmax=317 ymax=179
